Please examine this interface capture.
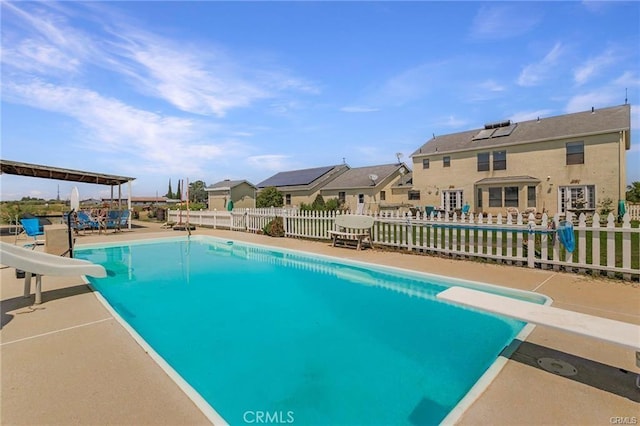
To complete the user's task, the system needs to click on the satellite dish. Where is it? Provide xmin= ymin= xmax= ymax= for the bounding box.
xmin=368 ymin=174 xmax=378 ymax=184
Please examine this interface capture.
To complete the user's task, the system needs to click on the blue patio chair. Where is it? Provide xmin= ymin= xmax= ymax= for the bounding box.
xmin=461 ymin=203 xmax=470 ymax=215
xmin=425 ymin=206 xmax=435 ymax=217
xmin=19 ymin=218 xmax=45 ymax=249
xmin=105 ymin=210 xmax=124 ymax=231
xmin=118 ymin=210 xmax=130 ymax=228
xmin=77 ymin=211 xmax=100 ymax=233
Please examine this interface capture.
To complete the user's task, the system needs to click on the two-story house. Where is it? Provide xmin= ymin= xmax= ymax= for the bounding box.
xmin=410 ymin=104 xmax=631 ymax=217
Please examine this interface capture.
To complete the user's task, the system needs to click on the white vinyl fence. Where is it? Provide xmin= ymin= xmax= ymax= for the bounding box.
xmin=168 ymin=208 xmax=639 ymax=281
xmin=628 ymin=203 xmax=640 ymax=221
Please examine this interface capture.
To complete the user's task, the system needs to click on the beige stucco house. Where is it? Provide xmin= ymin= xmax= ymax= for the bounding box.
xmin=256 ymin=165 xmax=349 ymax=207
xmin=320 ymin=163 xmax=412 ymax=213
xmin=410 ymin=104 xmax=631 ymax=218
xmin=206 ymin=179 xmax=257 ymax=210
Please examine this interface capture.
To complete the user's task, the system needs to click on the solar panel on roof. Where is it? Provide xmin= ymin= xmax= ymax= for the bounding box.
xmin=492 ymin=123 xmax=517 ymax=137
xmin=472 ymin=128 xmax=495 ymax=140
xmin=258 ymin=166 xmax=335 ymax=187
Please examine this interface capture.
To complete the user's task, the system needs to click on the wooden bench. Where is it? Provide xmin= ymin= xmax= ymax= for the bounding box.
xmin=328 ymin=214 xmax=374 ymax=250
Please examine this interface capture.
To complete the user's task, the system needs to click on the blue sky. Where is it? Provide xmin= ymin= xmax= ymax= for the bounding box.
xmin=2 ymin=1 xmax=639 ymax=201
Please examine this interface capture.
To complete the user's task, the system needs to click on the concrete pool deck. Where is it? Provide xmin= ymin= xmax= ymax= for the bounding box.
xmin=1 ymin=220 xmax=638 ymax=425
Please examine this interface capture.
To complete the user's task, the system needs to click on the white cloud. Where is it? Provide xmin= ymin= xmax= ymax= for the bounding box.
xmin=374 ymin=62 xmax=443 ymax=106
xmin=509 ymin=109 xmax=554 ymax=123
xmin=469 ymin=5 xmax=540 ymax=40
xmin=581 ymin=1 xmax=612 ymax=14
xmin=614 ymin=71 xmax=640 ymax=88
xmin=564 ymin=91 xmax=620 ymax=113
xmin=2 ymin=1 xmax=319 ymax=118
xmin=433 ymin=115 xmax=468 ymax=128
xmin=517 ymin=42 xmax=564 ymax=86
xmin=2 ymin=79 xmax=245 ymax=175
xmin=478 ymin=80 xmax=506 ymax=92
xmin=245 ymin=155 xmax=294 ymax=173
xmin=340 ymin=106 xmax=379 ymax=113
xmin=574 ymin=48 xmax=618 ymax=85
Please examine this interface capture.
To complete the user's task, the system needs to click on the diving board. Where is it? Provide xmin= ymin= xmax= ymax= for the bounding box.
xmin=437 ymin=286 xmax=640 ymax=352
xmin=0 ymin=241 xmax=106 ymax=305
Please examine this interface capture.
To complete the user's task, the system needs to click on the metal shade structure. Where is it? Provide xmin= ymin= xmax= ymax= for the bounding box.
xmin=1 ymin=159 xmax=136 ymax=229
xmin=1 ymin=159 xmax=134 ymax=186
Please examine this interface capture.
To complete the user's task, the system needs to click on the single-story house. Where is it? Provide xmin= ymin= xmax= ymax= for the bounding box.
xmin=206 ymin=179 xmax=257 ymax=210
xmin=256 ymin=164 xmax=349 ymax=207
xmin=319 ymin=163 xmax=412 ymax=213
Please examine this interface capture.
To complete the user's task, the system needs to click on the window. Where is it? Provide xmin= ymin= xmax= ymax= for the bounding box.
xmin=477 ymin=187 xmax=483 ymax=208
xmin=504 ymin=186 xmax=519 ymax=207
xmin=422 ymin=159 xmax=430 ymax=169
xmin=285 ymin=194 xmax=291 ymax=206
xmin=338 ymin=192 xmax=345 ymax=204
xmin=489 ymin=187 xmax=502 ymax=207
xmin=493 ymin=151 xmax=506 ymax=170
xmin=559 ymin=185 xmax=595 ymax=213
xmin=380 ymin=190 xmax=386 ymax=201
xmin=477 ymin=152 xmax=490 ymax=171
xmin=443 ymin=156 xmax=450 ymax=167
xmin=408 ymin=190 xmax=421 ymax=200
xmin=358 ymin=194 xmax=365 ymax=204
xmin=443 ymin=190 xmax=462 ymax=211
xmin=527 ymin=185 xmax=536 ymax=208
xmin=566 ymin=141 xmax=584 ymax=165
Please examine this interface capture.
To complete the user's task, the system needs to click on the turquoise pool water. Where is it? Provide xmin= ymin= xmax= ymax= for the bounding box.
xmin=76 ymin=237 xmax=541 ymax=425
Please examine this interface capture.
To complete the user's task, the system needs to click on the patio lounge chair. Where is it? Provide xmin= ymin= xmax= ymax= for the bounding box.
xmin=118 ymin=209 xmax=130 ymax=228
xmin=19 ymin=218 xmax=45 ymax=249
xmin=104 ymin=210 xmax=122 ymax=231
xmin=77 ymin=211 xmax=100 ymax=233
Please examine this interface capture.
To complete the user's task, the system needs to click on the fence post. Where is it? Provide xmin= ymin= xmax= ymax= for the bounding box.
xmin=476 ymin=213 xmax=484 ymax=256
xmin=622 ymin=213 xmax=631 ymax=281
xmin=578 ymin=213 xmax=586 ymax=274
xmin=406 ymin=214 xmax=413 ymax=251
xmin=527 ymin=214 xmax=535 ymax=268
xmin=606 ymin=213 xmax=615 ymax=278
xmin=552 ymin=214 xmax=560 ymax=272
xmin=516 ymin=213 xmax=523 ymax=265
xmin=496 ymin=214 xmax=503 ymax=262
xmin=591 ymin=213 xmax=601 ymax=274
xmin=540 ymin=213 xmax=549 ymax=270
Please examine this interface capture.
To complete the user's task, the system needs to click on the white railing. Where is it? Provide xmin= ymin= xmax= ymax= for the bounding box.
xmin=167 ymin=209 xmax=639 ymax=280
xmin=628 ymin=203 xmax=640 ymax=221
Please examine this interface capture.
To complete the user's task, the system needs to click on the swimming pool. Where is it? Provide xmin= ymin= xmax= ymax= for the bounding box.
xmin=76 ymin=236 xmax=547 ymax=425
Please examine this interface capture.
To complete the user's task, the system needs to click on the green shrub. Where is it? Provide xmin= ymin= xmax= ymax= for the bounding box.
xmin=263 ymin=216 xmax=285 ymax=237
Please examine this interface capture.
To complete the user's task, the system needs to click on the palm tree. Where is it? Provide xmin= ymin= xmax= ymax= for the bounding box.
xmin=626 ymin=181 xmax=640 ymax=203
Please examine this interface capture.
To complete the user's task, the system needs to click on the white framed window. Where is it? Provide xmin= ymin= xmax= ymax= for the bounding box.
xmin=559 ymin=185 xmax=595 ymax=213
xmin=442 ymin=190 xmax=463 ymax=212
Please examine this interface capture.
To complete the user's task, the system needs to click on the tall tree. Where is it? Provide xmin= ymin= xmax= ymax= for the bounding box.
xmin=165 ymin=179 xmax=174 ymax=199
xmin=176 ymin=180 xmax=182 ymax=201
xmin=189 ymin=180 xmax=208 ymax=203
